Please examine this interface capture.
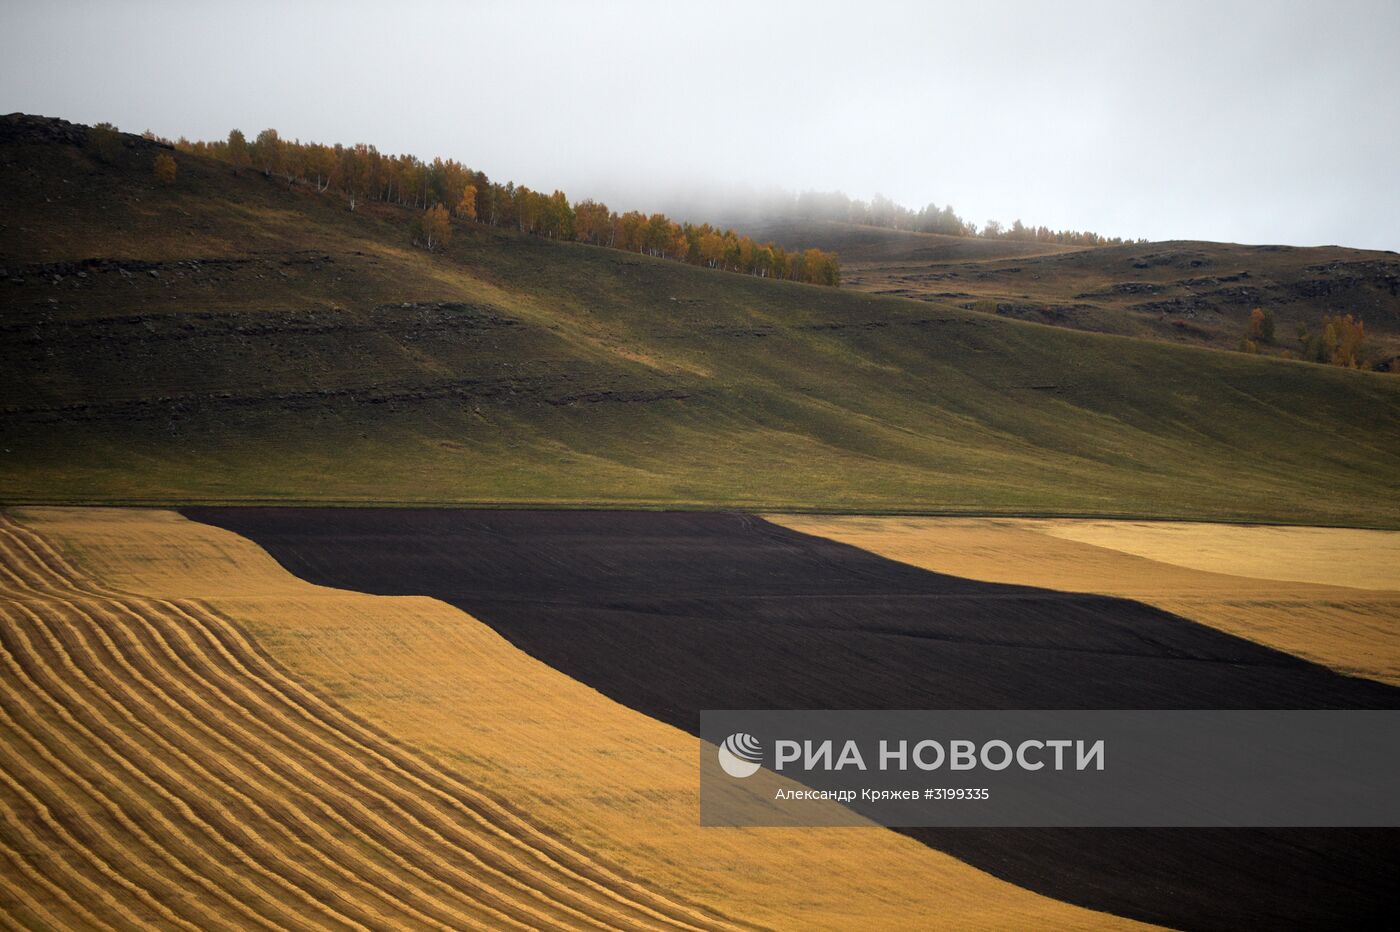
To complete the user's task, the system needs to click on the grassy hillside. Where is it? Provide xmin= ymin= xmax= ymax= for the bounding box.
xmin=3 ymin=115 xmax=1399 ymax=526
xmin=769 ymin=220 xmax=1400 ymax=362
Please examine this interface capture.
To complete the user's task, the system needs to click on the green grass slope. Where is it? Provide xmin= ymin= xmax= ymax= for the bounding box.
xmin=2 ymin=115 xmax=1398 ymax=526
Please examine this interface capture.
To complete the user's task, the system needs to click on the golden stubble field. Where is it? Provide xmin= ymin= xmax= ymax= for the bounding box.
xmin=0 ymin=507 xmax=1143 ymax=931
xmin=772 ymin=515 xmax=1400 ymax=686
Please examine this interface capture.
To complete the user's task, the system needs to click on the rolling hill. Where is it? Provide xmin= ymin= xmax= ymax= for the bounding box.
xmin=3 ymin=114 xmax=1399 ymax=527
xmin=752 ymin=219 xmax=1400 ymax=362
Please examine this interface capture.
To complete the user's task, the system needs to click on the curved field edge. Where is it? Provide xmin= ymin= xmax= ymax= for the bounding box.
xmin=771 ymin=515 xmax=1400 ymax=687
xmin=0 ymin=506 xmax=1140 ymax=931
xmin=183 ymin=506 xmax=1398 ymax=930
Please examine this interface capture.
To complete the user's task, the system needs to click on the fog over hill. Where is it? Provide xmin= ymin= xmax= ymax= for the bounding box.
xmin=4 ymin=1 xmax=1399 ymax=250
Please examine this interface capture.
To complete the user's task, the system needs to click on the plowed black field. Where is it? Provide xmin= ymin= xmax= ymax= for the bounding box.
xmin=186 ymin=508 xmax=1400 ymax=930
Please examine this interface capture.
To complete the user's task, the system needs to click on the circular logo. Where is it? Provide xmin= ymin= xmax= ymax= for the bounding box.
xmin=718 ymin=732 xmax=763 ymax=778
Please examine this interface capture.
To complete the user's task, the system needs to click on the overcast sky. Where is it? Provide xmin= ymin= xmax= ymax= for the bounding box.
xmin=5 ymin=0 xmax=1398 ymax=249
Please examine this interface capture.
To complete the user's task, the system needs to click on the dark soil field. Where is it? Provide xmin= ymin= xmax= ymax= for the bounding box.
xmin=186 ymin=507 xmax=1400 ymax=931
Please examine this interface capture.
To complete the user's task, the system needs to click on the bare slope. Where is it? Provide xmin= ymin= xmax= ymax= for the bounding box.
xmin=2 ymin=114 xmax=1399 ymax=526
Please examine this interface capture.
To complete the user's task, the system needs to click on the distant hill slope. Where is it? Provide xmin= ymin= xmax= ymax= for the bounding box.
xmin=772 ymin=220 xmax=1400 ymax=362
xmin=745 ymin=219 xmax=1085 ymax=263
xmin=2 ymin=114 xmax=1398 ymax=526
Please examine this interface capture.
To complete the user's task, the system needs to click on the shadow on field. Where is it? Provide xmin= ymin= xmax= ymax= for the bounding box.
xmin=186 ymin=508 xmax=1400 ymax=930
